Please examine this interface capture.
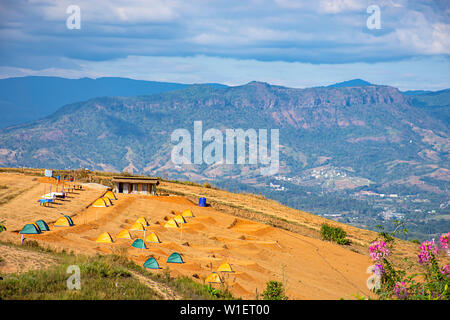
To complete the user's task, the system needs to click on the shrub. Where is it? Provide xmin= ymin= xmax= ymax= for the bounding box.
xmin=320 ymin=223 xmax=350 ymax=245
xmin=203 ymin=182 xmax=212 ymax=188
xmin=262 ymin=280 xmax=288 ymax=300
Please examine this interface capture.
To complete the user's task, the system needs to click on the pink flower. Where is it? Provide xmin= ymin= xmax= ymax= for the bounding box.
xmin=440 ymin=233 xmax=449 ymax=249
xmin=441 ymin=265 xmax=450 ymax=277
xmin=369 ymin=241 xmax=389 ymax=261
xmin=394 ymin=281 xmax=409 ymax=300
xmin=418 ymin=240 xmax=438 ymax=265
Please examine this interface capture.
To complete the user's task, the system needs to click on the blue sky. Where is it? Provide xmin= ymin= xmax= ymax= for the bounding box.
xmin=0 ymin=0 xmax=449 ymax=90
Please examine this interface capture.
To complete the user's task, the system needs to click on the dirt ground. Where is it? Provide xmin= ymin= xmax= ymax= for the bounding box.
xmin=0 ymin=173 xmax=377 ymax=299
xmin=0 ymin=243 xmax=57 ymax=275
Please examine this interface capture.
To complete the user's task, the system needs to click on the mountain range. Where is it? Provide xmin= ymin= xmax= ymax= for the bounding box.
xmin=0 ymin=76 xmax=448 ymax=240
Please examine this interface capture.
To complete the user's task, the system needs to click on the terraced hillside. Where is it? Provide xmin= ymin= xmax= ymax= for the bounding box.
xmin=0 ymin=171 xmax=425 ymax=299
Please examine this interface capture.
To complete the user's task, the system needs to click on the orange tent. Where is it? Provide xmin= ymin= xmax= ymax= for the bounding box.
xmin=136 ymin=216 xmax=149 ymax=227
xmin=205 ymin=272 xmax=222 ymax=284
xmin=164 ymin=218 xmax=179 ymax=229
xmin=217 ymin=262 xmax=233 ymax=273
xmin=117 ymin=229 xmax=133 ymax=239
xmin=54 ymin=216 xmax=73 ymax=227
xmin=130 ymin=222 xmax=145 ymax=231
xmin=174 ymin=215 xmax=186 ymax=225
xmin=145 ymin=232 xmax=161 ymax=243
xmin=182 ymin=209 xmax=194 ymax=218
xmin=104 ymin=190 xmax=117 ymax=201
xmin=96 ymin=232 xmax=113 ymax=243
xmin=92 ymin=198 xmax=108 ymax=208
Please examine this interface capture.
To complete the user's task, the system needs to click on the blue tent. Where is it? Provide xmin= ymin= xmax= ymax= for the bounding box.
xmin=166 ymin=252 xmax=184 ymax=264
xmin=143 ymin=257 xmax=160 ymax=269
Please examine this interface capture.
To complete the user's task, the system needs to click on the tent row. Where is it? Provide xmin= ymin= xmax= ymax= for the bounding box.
xmin=95 ymin=231 xmax=161 ymax=244
xmin=20 ymin=215 xmax=75 ymax=234
xmin=142 ymin=252 xmax=184 ymax=269
xmin=20 ymin=219 xmax=50 ymax=234
xmin=164 ymin=209 xmax=195 ymax=229
xmin=92 ymin=191 xmax=117 ymax=208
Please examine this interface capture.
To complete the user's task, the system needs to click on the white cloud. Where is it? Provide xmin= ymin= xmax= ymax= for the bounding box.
xmin=29 ymin=0 xmax=180 ymax=23
xmin=395 ymin=11 xmax=450 ymax=55
xmin=318 ymin=0 xmax=365 ymax=14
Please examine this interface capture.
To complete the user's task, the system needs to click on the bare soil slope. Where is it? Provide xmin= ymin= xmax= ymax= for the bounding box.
xmin=0 ymin=173 xmax=410 ymax=299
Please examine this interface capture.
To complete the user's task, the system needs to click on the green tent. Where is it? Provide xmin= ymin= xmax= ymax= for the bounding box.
xmin=20 ymin=224 xmax=41 ymax=234
xmin=143 ymin=257 xmax=160 ymax=269
xmin=131 ymin=238 xmax=146 ymax=249
xmin=35 ymin=220 xmax=50 ymax=231
xmin=166 ymin=252 xmax=184 ymax=264
xmin=64 ymin=215 xmax=74 ymax=226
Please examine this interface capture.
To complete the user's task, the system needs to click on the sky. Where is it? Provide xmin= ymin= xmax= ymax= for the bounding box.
xmin=0 ymin=0 xmax=449 ymax=90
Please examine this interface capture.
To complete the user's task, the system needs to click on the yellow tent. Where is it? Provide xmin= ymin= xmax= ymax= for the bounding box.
xmin=136 ymin=216 xmax=149 ymax=227
xmin=117 ymin=229 xmax=132 ymax=239
xmin=103 ymin=197 xmax=113 ymax=206
xmin=205 ymin=272 xmax=222 ymax=284
xmin=130 ymin=222 xmax=145 ymax=231
xmin=96 ymin=232 xmax=113 ymax=243
xmin=164 ymin=218 xmax=179 ymax=229
xmin=174 ymin=215 xmax=187 ymax=224
xmin=104 ymin=190 xmax=117 ymax=201
xmin=92 ymin=198 xmax=108 ymax=208
xmin=145 ymin=232 xmax=161 ymax=243
xmin=217 ymin=262 xmax=233 ymax=273
xmin=54 ymin=216 xmax=72 ymax=227
xmin=182 ymin=209 xmax=194 ymax=218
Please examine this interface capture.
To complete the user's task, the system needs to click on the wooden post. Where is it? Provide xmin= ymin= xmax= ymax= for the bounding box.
xmin=180 ymin=221 xmax=183 ymax=241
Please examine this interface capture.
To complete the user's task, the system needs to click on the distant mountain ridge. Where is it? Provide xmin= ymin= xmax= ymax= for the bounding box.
xmin=0 ymin=80 xmax=447 ymax=178
xmin=327 ymin=79 xmax=373 ymax=88
xmin=0 ymin=76 xmax=228 ymax=128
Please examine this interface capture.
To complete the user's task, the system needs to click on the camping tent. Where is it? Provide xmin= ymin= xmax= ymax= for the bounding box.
xmin=217 ymin=262 xmax=233 ymax=273
xmin=35 ymin=219 xmax=50 ymax=231
xmin=92 ymin=198 xmax=108 ymax=208
xmin=96 ymin=232 xmax=113 ymax=243
xmin=117 ymin=229 xmax=132 ymax=239
xmin=166 ymin=252 xmax=184 ymax=264
xmin=136 ymin=216 xmax=149 ymax=227
xmin=174 ymin=215 xmax=187 ymax=224
xmin=164 ymin=218 xmax=179 ymax=229
xmin=54 ymin=216 xmax=73 ymax=227
xmin=143 ymin=257 xmax=160 ymax=269
xmin=182 ymin=209 xmax=194 ymax=218
xmin=103 ymin=197 xmax=113 ymax=206
xmin=104 ymin=190 xmax=117 ymax=201
xmin=64 ymin=215 xmax=74 ymax=225
xmin=20 ymin=223 xmax=41 ymax=234
xmin=145 ymin=232 xmax=161 ymax=243
xmin=131 ymin=238 xmax=146 ymax=249
xmin=130 ymin=222 xmax=145 ymax=231
xmin=205 ymin=272 xmax=222 ymax=284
